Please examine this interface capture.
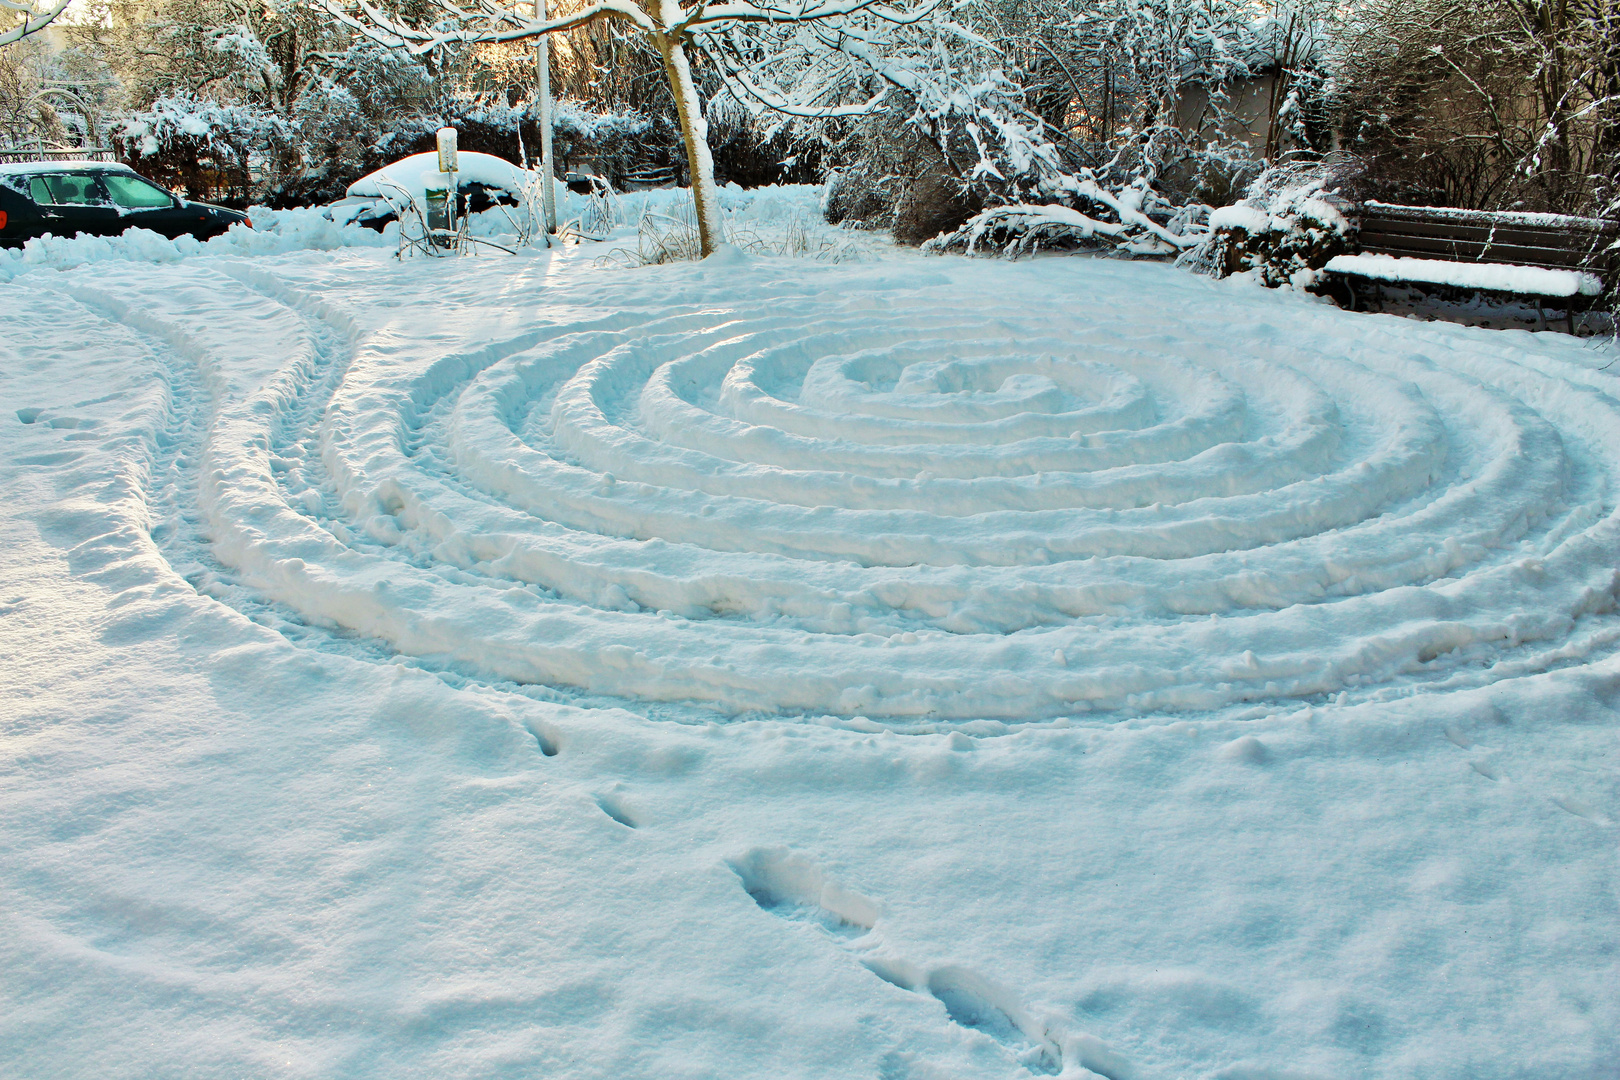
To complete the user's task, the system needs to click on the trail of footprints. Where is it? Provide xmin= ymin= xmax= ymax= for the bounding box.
xmin=1444 ymin=712 xmax=1616 ymax=827
xmin=729 ymin=847 xmax=1130 ymax=1079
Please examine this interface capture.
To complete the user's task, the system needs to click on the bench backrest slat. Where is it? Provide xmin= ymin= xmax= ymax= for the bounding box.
xmin=1358 ymin=232 xmax=1609 ymax=271
xmin=1359 ymin=216 xmax=1617 ymax=252
xmin=1365 ymin=201 xmax=1620 ymax=235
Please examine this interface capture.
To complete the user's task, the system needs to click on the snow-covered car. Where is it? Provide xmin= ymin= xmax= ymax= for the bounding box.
xmin=0 ymin=160 xmax=250 ymax=248
xmin=325 ymin=151 xmax=537 ymax=231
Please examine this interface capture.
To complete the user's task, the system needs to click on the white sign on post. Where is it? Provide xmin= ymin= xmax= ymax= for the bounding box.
xmin=436 ymin=126 xmax=459 ymax=174
xmin=431 ymin=127 xmax=459 ymax=247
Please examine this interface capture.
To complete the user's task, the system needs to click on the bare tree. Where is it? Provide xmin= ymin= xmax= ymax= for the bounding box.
xmin=322 ymin=0 xmax=946 ymax=257
xmin=0 ymin=38 xmax=67 ymax=143
xmin=1335 ymin=0 xmax=1620 ymax=215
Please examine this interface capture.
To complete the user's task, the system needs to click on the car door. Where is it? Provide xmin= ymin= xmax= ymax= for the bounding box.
xmin=99 ymin=171 xmax=193 ymax=238
xmin=26 ymin=173 xmax=122 ymax=238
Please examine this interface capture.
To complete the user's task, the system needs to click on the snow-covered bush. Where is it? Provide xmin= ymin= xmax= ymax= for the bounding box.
xmin=820 ymin=100 xmax=984 ymax=245
xmin=927 ymin=183 xmax=1209 ymax=258
xmin=111 ymin=94 xmax=298 ymax=204
xmin=105 ymin=77 xmax=688 ymax=208
xmin=909 ymin=74 xmax=1214 ymax=257
xmin=1191 ymin=158 xmax=1357 ymax=286
xmin=277 ymin=39 xmax=437 ymax=204
xmin=74 ymin=0 xmax=444 ymax=203
xmin=700 ymin=88 xmax=826 ymax=189
xmin=794 ymin=0 xmax=1322 ymax=255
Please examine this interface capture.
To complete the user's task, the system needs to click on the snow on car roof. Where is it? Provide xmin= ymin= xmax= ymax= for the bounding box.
xmin=345 ymin=151 xmax=534 ymax=205
xmin=0 ymin=160 xmax=137 ymax=176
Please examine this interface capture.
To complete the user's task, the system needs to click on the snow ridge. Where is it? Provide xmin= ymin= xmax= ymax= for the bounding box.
xmin=51 ymin=249 xmax=1620 ymax=723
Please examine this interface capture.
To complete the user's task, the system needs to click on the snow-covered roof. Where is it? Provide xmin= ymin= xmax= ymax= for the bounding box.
xmin=0 ymin=160 xmax=136 ymax=176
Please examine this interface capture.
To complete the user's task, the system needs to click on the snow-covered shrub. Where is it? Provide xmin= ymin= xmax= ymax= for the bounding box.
xmin=107 ymin=79 xmax=686 ymax=209
xmin=1193 ymin=159 xmax=1357 ymax=286
xmin=279 ymin=81 xmax=381 ymax=205
xmin=79 ymin=1 xmax=443 ymax=204
xmin=928 ymin=185 xmax=1210 ymax=258
xmin=701 ymin=88 xmax=827 ymax=189
xmin=819 ymin=100 xmax=984 ymax=244
xmin=111 ymin=94 xmax=298 ymax=204
xmin=817 ymin=71 xmax=1170 ymax=252
xmin=793 ymin=1 xmax=1283 ymax=256
xmin=276 ymin=40 xmax=438 ymax=205
xmin=913 ymin=77 xmax=1212 ymax=258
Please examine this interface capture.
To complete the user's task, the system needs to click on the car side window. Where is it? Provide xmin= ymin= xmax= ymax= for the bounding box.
xmin=102 ymin=173 xmax=176 ymax=210
xmin=30 ymin=174 xmax=108 ymax=206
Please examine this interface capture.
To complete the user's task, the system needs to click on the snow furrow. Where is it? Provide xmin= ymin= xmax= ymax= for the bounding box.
xmin=53 ymin=254 xmax=1620 ymax=722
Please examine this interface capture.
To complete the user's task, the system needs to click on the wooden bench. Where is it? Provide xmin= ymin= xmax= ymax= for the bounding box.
xmin=621 ymin=164 xmax=677 ymax=189
xmin=1321 ymin=202 xmax=1619 ymax=333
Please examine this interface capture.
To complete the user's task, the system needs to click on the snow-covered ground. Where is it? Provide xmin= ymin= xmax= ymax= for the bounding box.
xmin=2 ymin=192 xmax=1618 ymax=1079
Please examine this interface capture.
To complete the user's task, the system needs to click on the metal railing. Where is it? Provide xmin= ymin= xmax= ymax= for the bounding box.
xmin=0 ymin=146 xmax=117 ymax=164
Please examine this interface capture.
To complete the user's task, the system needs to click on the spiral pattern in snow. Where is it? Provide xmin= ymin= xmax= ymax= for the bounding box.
xmin=142 ymin=258 xmax=1620 ymax=722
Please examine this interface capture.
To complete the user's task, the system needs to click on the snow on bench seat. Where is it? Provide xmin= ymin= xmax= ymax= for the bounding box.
xmin=1325 ymin=253 xmax=1603 ymax=297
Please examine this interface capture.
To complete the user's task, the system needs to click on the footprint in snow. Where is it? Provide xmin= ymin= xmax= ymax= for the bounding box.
xmin=594 ymin=791 xmax=640 ymax=829
xmin=730 ymin=846 xmax=1066 ymax=1075
xmin=1440 ymin=718 xmax=1612 ymax=825
xmin=729 ymin=846 xmax=877 ymax=939
xmin=15 ymin=409 xmax=99 ymax=430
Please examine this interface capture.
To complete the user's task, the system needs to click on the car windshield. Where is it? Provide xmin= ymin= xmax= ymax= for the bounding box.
xmin=29 ymin=174 xmax=107 ymax=206
xmin=102 ymin=173 xmax=174 ymax=210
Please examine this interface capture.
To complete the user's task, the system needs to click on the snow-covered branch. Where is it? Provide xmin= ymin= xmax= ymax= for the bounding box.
xmin=0 ymin=0 xmax=72 ymax=49
xmin=321 ymin=0 xmax=656 ymax=55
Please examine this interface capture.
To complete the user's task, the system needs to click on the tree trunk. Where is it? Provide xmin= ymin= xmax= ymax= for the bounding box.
xmin=655 ymin=23 xmax=725 ymax=257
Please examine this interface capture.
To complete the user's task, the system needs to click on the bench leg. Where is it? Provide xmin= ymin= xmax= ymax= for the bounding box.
xmin=1536 ymin=303 xmax=1547 ymax=331
xmin=1330 ymin=276 xmax=1357 ymax=311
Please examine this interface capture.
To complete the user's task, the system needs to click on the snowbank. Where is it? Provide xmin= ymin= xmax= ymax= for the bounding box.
xmin=0 ymin=182 xmax=832 ymax=283
xmin=0 ymin=206 xmax=392 ymax=283
xmin=605 ymin=181 xmax=824 ymax=223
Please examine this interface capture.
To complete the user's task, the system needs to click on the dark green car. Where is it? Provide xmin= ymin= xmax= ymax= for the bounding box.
xmin=0 ymin=161 xmax=250 ymax=248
